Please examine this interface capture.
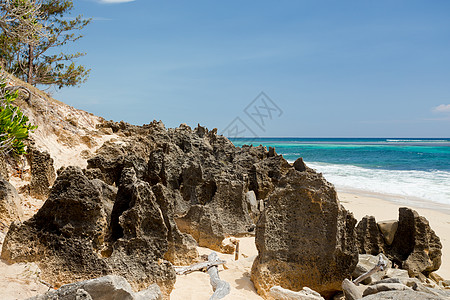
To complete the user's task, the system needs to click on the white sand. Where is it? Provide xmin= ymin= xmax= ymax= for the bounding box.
xmin=171 ymin=237 xmax=262 ymax=300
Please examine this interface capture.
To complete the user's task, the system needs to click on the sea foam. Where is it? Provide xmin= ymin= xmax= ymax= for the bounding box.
xmin=302 ymin=161 xmax=450 ymax=207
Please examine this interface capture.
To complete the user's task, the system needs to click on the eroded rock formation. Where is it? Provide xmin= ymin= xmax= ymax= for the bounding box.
xmin=356 ymin=208 xmax=442 ymax=278
xmin=27 ymin=147 xmax=56 ymax=199
xmin=1 ymin=120 xmax=363 ymax=298
xmin=2 ymin=121 xmax=291 ymax=296
xmin=251 ymin=168 xmax=359 ymax=299
xmin=0 ymin=177 xmax=23 ymax=226
xmin=1 ymin=166 xmax=176 ymax=297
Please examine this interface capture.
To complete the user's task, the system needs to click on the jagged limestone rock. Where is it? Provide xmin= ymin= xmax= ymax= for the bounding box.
xmin=0 ymin=178 xmax=23 ymax=226
xmin=251 ymin=168 xmax=358 ymax=299
xmin=2 ymin=167 xmax=176 ymax=298
xmin=27 ymin=147 xmax=56 ymax=200
xmin=355 ymin=208 xmax=442 ymax=277
xmin=391 ymin=208 xmax=442 ymax=277
xmin=356 ymin=216 xmax=386 ymax=256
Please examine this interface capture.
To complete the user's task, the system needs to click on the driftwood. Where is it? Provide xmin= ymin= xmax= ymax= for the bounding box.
xmin=173 ymin=252 xmax=230 ymax=299
xmin=207 ymin=252 xmax=230 ymax=300
xmin=173 ymin=256 xmax=226 ymax=275
xmin=234 ymin=240 xmax=240 ymax=260
xmin=353 ymin=254 xmax=388 ymax=285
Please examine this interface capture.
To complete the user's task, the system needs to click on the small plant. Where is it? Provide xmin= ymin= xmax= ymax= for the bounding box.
xmin=0 ymin=71 xmax=36 ymax=155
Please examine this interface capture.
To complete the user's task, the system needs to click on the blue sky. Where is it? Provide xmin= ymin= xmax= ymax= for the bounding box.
xmin=54 ymin=0 xmax=450 ymax=137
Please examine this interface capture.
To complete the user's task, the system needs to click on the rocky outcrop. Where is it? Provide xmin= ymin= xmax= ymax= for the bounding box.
xmin=2 ymin=121 xmax=367 ymax=299
xmin=391 ymin=208 xmax=442 ymax=277
xmin=175 ymin=172 xmax=253 ymax=251
xmin=27 ymin=147 xmax=56 ymax=199
xmin=355 ymin=208 xmax=442 ymax=277
xmin=86 ymin=122 xmax=269 ymax=251
xmin=0 ymin=178 xmax=23 ymax=226
xmin=356 ymin=216 xmax=386 ymax=256
xmin=1 ymin=166 xmax=176 ymax=297
xmin=151 ymin=183 xmax=198 ymax=265
xmin=28 ymin=275 xmax=162 ymax=300
xmin=251 ymin=168 xmax=358 ymax=299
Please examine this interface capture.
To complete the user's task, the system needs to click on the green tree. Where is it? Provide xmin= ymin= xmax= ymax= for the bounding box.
xmin=0 ymin=0 xmax=91 ymax=88
xmin=0 ymin=0 xmax=43 ymax=45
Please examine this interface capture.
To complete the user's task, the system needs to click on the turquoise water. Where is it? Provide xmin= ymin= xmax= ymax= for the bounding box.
xmin=230 ymin=138 xmax=450 ymax=206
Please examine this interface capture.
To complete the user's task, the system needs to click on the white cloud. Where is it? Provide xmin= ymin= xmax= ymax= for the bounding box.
xmin=432 ymin=104 xmax=450 ymax=113
xmin=98 ymin=0 xmax=135 ymax=3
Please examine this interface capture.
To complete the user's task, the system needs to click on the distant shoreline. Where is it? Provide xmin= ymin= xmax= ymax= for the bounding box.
xmin=336 ymin=185 xmax=450 ymax=216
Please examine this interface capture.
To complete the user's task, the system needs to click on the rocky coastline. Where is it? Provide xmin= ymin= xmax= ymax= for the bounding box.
xmin=0 ymin=79 xmax=449 ymax=299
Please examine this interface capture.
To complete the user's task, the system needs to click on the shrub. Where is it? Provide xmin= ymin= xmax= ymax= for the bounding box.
xmin=0 ymin=72 xmax=36 ymax=155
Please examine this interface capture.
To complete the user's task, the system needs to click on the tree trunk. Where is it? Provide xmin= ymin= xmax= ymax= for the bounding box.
xmin=27 ymin=44 xmax=34 ymax=85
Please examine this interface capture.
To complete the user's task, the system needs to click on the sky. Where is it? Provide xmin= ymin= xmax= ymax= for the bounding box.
xmin=53 ymin=0 xmax=450 ymax=138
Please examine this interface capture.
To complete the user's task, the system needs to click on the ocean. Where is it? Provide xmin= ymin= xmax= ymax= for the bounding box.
xmin=230 ymin=138 xmax=450 ymax=210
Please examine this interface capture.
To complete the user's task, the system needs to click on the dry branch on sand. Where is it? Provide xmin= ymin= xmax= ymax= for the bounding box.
xmin=174 ymin=252 xmax=230 ymax=299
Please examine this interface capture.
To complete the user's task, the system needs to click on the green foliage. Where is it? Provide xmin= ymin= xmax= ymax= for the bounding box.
xmin=0 ymin=74 xmax=36 ymax=155
xmin=0 ymin=0 xmax=43 ymax=45
xmin=0 ymin=0 xmax=91 ymax=88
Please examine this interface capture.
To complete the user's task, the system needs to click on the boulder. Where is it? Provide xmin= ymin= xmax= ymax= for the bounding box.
xmin=362 ymin=283 xmax=411 ymax=297
xmin=88 ymin=122 xmax=296 ymax=252
xmin=293 ymin=157 xmax=307 ymax=172
xmin=27 ymin=147 xmax=56 ymax=199
xmin=384 ymin=268 xmax=409 ymax=279
xmin=352 ymin=254 xmax=391 ymax=285
xmin=360 ymin=290 xmax=443 ymax=299
xmin=390 ymin=208 xmax=442 ymax=276
xmin=28 ymin=275 xmax=162 ymax=300
xmin=269 ymin=286 xmax=325 ymax=300
xmin=251 ymin=168 xmax=358 ymax=299
xmin=377 ymin=220 xmax=398 ymax=246
xmin=0 ymin=177 xmax=23 ymax=226
xmin=86 ymin=143 xmax=125 ymax=185
xmin=342 ymin=279 xmax=364 ymax=300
